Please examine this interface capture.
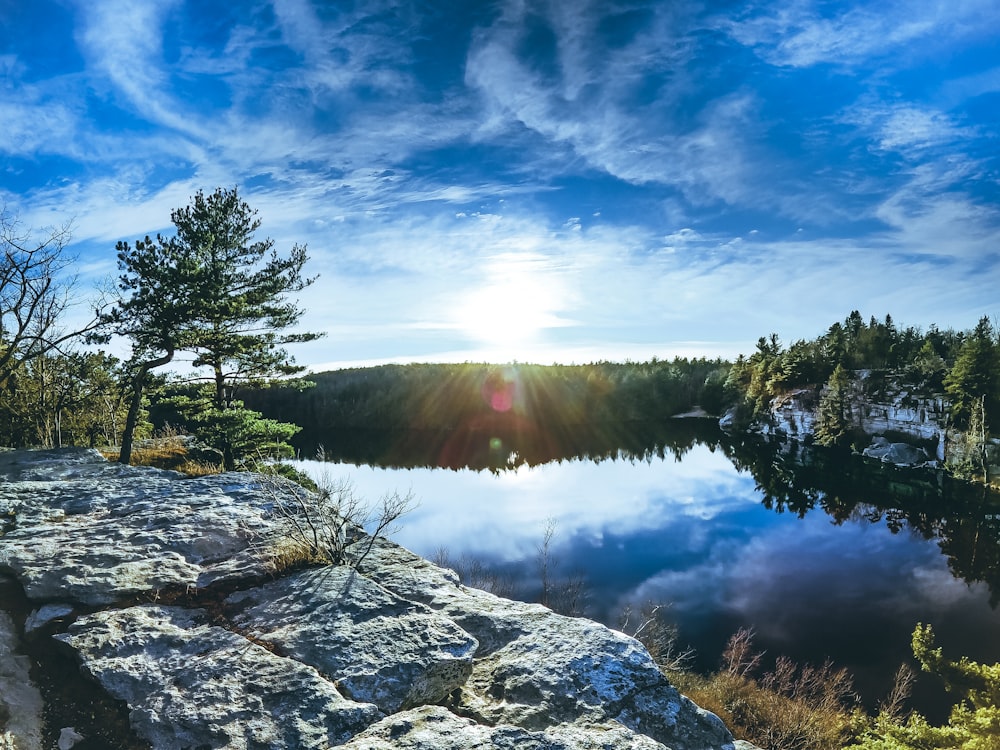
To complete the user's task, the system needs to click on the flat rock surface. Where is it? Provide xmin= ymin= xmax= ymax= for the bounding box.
xmin=338 ymin=705 xmax=670 ymax=749
xmin=0 ymin=450 xmax=279 ymax=605
xmin=57 ymin=605 xmax=382 ymax=749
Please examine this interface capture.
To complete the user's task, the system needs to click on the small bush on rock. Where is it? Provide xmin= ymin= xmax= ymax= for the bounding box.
xmin=247 ymin=472 xmax=415 ymax=574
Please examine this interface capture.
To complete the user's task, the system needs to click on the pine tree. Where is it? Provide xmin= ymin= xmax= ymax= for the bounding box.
xmin=107 ymin=187 xmax=322 ymax=468
xmin=944 ymin=316 xmax=998 ymax=429
xmin=814 ymin=364 xmax=852 ymax=448
xmin=847 ymin=624 xmax=1000 ymax=750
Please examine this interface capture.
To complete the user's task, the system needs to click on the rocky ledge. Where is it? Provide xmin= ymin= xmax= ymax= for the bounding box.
xmin=0 ymin=448 xmax=744 ymax=750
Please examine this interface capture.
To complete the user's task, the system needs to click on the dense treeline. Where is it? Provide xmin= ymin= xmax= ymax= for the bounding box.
xmin=241 ymin=358 xmax=731 ymax=462
xmin=0 ymin=351 xmax=130 ymax=449
xmin=723 ymin=311 xmax=999 ymax=484
xmin=726 ymin=311 xmax=994 ymax=423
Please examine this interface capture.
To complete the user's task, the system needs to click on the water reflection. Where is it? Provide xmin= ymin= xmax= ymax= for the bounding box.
xmin=293 ymin=421 xmax=1000 ymax=721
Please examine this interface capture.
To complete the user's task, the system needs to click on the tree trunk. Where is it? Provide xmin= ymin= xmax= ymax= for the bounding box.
xmin=118 ymin=348 xmax=173 ymax=465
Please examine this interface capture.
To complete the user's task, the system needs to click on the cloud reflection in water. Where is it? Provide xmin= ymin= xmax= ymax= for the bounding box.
xmin=295 ymin=445 xmax=1000 ymax=718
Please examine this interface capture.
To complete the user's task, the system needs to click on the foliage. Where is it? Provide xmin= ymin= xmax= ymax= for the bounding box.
xmin=0 ymin=350 xmax=130 ymax=448
xmin=722 ymin=311 xmax=981 ymax=430
xmin=944 ymin=317 xmax=999 ymax=429
xmin=0 ymin=211 xmax=109 ymax=448
xmin=161 ymin=391 xmax=300 ymax=470
xmin=672 ymin=628 xmax=865 ymax=750
xmin=846 ymin=624 xmax=1000 ymax=750
xmin=105 ymin=187 xmax=321 ymax=468
xmin=814 ymin=363 xmax=854 ymax=448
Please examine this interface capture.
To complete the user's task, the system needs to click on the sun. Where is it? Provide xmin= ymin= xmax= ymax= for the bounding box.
xmin=455 ymin=261 xmax=569 ymax=354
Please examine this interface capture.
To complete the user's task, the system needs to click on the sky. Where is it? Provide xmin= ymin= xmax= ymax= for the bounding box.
xmin=2 ymin=0 xmax=999 ymax=371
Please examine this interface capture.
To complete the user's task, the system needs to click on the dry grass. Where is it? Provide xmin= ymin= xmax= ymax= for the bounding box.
xmin=669 ymin=628 xmax=866 ymax=750
xmin=258 ymin=535 xmax=326 ymax=574
xmin=99 ymin=437 xmax=222 ymax=476
xmin=173 ymin=459 xmax=223 ymax=477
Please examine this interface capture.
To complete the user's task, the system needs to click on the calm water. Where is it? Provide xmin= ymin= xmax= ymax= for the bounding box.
xmin=293 ymin=423 xmax=1000 ymax=721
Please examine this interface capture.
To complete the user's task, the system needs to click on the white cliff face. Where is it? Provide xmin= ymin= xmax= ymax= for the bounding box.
xmin=0 ymin=448 xmax=739 ymax=750
xmin=761 ymin=374 xmax=950 ymax=462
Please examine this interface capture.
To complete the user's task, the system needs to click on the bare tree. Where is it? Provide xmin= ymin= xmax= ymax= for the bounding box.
xmin=618 ymin=601 xmax=695 ymax=672
xmin=0 ymin=209 xmax=102 ymax=390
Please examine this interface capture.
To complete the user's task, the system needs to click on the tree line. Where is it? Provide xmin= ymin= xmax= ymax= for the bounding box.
xmin=1 ymin=188 xmax=997 ymax=480
xmin=725 ymin=310 xmax=999 ymax=482
xmin=238 ymin=359 xmax=730 ymax=465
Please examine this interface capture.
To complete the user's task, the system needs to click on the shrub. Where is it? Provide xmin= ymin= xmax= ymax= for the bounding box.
xmin=672 ymin=628 xmax=865 ymax=750
xmin=846 ymin=624 xmax=1000 ymax=750
xmin=246 ymin=472 xmax=415 ymax=574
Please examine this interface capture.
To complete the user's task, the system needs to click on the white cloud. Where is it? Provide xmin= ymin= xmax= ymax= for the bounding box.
xmin=465 ymin=3 xmax=762 ymax=206
xmin=842 ymin=103 xmax=974 ymax=156
xmin=724 ymin=0 xmax=1000 ymax=69
xmin=76 ymin=0 xmax=200 ymax=136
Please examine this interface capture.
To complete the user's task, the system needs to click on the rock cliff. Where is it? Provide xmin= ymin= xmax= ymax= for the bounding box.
xmin=0 ymin=448 xmax=741 ymax=750
xmin=743 ymin=372 xmax=950 ymax=463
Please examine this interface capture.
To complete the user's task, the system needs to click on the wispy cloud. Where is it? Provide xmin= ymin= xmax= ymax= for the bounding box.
xmin=3 ymin=0 xmax=999 ymax=367
xmin=723 ymin=0 xmax=999 ymax=69
xmin=842 ymin=103 xmax=975 ymax=155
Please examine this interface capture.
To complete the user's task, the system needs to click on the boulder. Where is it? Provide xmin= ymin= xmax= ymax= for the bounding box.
xmin=337 ymin=705 xmax=669 ymax=749
xmin=361 ymin=538 xmax=735 ymax=750
xmin=224 ymin=567 xmax=479 ymax=713
xmin=862 ymin=438 xmax=930 ymax=467
xmin=56 ymin=605 xmax=382 ymax=749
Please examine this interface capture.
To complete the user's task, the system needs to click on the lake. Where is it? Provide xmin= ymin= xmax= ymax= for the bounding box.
xmin=292 ymin=420 xmax=1000 ymax=722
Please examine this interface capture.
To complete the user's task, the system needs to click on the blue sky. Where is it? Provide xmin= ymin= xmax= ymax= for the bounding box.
xmin=2 ymin=0 xmax=999 ymax=370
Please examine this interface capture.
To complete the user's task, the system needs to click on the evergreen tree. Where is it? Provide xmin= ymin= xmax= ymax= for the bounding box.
xmin=847 ymin=624 xmax=1000 ymax=750
xmin=944 ymin=316 xmax=998 ymax=429
xmin=814 ymin=364 xmax=853 ymax=448
xmin=107 ymin=187 xmax=322 ymax=468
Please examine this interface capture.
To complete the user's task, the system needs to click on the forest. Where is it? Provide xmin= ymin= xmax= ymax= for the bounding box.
xmin=3 ymin=295 xmax=999 ymax=484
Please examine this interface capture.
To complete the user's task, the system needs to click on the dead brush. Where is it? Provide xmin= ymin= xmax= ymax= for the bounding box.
xmin=243 ymin=469 xmax=415 ymax=574
xmin=675 ymin=628 xmax=864 ymax=750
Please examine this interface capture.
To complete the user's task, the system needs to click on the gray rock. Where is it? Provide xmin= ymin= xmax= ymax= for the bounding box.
xmin=0 ymin=611 xmax=44 ymax=750
xmin=1 ymin=449 xmax=739 ymax=750
xmin=362 ymin=538 xmax=735 ymax=750
xmin=338 ymin=705 xmax=671 ymax=749
xmin=57 ymin=727 xmax=84 ymax=750
xmin=0 ymin=467 xmax=282 ymax=605
xmin=862 ymin=439 xmax=929 ymax=466
xmin=56 ymin=604 xmax=382 ymax=749
xmin=24 ymin=603 xmax=75 ymax=634
xmin=225 ymin=566 xmax=478 ymax=713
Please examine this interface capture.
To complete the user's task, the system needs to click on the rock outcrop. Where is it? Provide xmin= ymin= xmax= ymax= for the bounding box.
xmin=0 ymin=448 xmax=740 ymax=750
xmin=735 ymin=372 xmax=950 ymax=466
